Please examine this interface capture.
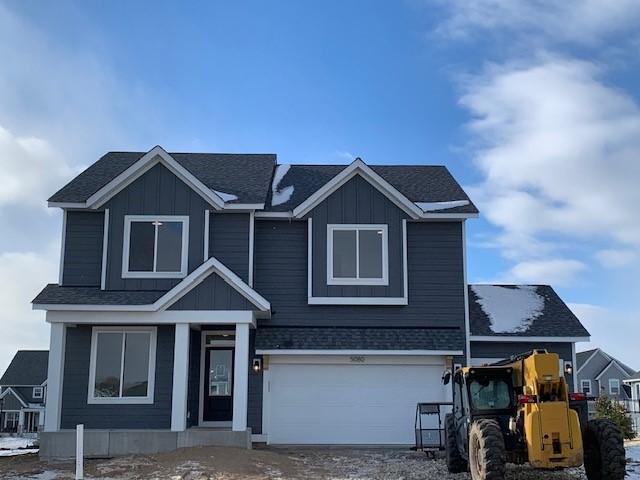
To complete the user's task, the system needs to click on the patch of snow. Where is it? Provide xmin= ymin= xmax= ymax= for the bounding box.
xmin=271 ymin=164 xmax=294 ymax=206
xmin=471 ymin=285 xmax=545 ymax=333
xmin=415 ymin=200 xmax=469 ymax=212
xmin=213 ymin=190 xmax=238 ymax=202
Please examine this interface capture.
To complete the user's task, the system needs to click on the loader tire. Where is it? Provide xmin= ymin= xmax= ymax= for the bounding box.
xmin=582 ymin=418 xmax=626 ymax=480
xmin=444 ymin=413 xmax=467 ymax=473
xmin=468 ymin=419 xmax=506 ymax=480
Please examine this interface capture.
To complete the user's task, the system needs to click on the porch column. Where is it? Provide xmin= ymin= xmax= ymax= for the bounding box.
xmin=171 ymin=323 xmax=190 ymax=431
xmin=232 ymin=323 xmax=249 ymax=431
xmin=44 ymin=323 xmax=66 ymax=432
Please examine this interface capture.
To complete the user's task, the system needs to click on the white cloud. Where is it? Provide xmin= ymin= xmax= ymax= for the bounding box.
xmin=461 ymin=56 xmax=640 ymax=283
xmin=594 ymin=248 xmax=638 ymax=268
xmin=0 ymin=250 xmax=58 ymax=374
xmin=433 ymin=0 xmax=640 ymax=46
xmin=570 ymin=303 xmax=638 ymax=369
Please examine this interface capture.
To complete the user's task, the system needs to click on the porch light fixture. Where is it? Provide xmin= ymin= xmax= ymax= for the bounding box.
xmin=252 ymin=358 xmax=262 ymax=373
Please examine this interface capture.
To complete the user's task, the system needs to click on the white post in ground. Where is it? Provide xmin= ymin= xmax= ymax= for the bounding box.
xmin=232 ymin=323 xmax=249 ymax=432
xmin=45 ymin=322 xmax=66 ymax=432
xmin=171 ymin=323 xmax=190 ymax=432
xmin=76 ymin=424 xmax=84 ymax=480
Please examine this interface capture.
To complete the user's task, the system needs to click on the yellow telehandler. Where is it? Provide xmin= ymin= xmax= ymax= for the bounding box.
xmin=443 ymin=349 xmax=626 ymax=480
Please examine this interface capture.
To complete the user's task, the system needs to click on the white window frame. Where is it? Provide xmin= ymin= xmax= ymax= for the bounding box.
xmin=122 ymin=215 xmax=189 ymax=279
xmin=581 ymin=379 xmax=592 ymax=395
xmin=32 ymin=386 xmax=44 ymax=399
xmin=326 ymin=224 xmax=389 ymax=286
xmin=87 ymin=326 xmax=157 ymax=404
xmin=609 ymin=378 xmax=620 ymax=395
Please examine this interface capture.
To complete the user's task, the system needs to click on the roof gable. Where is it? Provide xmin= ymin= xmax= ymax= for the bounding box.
xmin=0 ymin=350 xmax=48 ymax=386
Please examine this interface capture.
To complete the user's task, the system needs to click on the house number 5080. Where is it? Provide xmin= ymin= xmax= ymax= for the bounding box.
xmin=350 ymin=356 xmax=365 ymax=363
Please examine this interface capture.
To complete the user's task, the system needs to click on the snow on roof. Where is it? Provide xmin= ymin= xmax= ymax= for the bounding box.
xmin=471 ymin=285 xmax=545 ymax=333
xmin=213 ymin=190 xmax=238 ymax=202
xmin=415 ymin=200 xmax=469 ymax=212
xmin=271 ymin=164 xmax=294 ymax=207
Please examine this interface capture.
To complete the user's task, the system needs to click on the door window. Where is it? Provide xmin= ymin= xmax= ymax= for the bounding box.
xmin=209 ymin=350 xmax=233 ymax=396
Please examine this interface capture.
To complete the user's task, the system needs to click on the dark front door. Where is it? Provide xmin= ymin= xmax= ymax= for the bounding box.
xmin=203 ymin=347 xmax=234 ymax=422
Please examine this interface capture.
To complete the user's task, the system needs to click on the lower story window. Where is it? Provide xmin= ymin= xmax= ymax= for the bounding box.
xmin=88 ymin=327 xmax=157 ymax=404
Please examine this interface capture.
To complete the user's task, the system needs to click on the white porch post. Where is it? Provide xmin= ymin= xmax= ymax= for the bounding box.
xmin=44 ymin=322 xmax=66 ymax=432
xmin=171 ymin=323 xmax=190 ymax=432
xmin=232 ymin=323 xmax=249 ymax=431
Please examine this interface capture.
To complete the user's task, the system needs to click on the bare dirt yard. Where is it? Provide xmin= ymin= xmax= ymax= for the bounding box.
xmin=0 ymin=445 xmax=603 ymax=480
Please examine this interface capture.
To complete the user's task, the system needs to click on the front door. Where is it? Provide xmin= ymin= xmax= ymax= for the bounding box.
xmin=203 ymin=347 xmax=234 ymax=422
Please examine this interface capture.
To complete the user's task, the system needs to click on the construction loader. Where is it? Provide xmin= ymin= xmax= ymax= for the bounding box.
xmin=443 ymin=350 xmax=626 ymax=480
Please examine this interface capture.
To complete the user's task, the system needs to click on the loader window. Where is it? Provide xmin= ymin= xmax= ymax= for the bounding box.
xmin=469 ymin=378 xmax=511 ymax=410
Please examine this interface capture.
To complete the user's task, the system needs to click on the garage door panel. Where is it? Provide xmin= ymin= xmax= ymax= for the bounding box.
xmin=267 ymin=360 xmax=449 ymax=445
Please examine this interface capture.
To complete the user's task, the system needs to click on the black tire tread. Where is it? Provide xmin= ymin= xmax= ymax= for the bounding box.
xmin=583 ymin=418 xmax=626 ymax=480
xmin=468 ymin=419 xmax=506 ymax=480
xmin=444 ymin=413 xmax=467 ymax=473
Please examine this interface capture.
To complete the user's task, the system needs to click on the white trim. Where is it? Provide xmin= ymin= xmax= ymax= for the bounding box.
xmin=577 ymin=348 xmax=607 ymax=374
xmin=609 ymin=378 xmax=621 ymax=395
xmin=203 ymin=210 xmax=210 ymax=262
xmin=307 ymin=296 xmax=408 ymax=305
xmin=100 ymin=209 xmax=110 ymax=289
xmin=88 ymin=146 xmax=226 ymax=209
xmin=46 ymin=310 xmax=256 ymax=324
xmin=0 ymin=387 xmax=28 ymax=408
xmin=58 ymin=210 xmax=67 ymax=285
xmin=571 ymin=342 xmax=577 ymax=393
xmin=121 ymin=215 xmax=190 ymax=279
xmin=471 ymin=336 xmax=590 ymax=343
xmin=32 ymin=386 xmax=44 ymax=399
xmin=307 ymin=218 xmax=313 ymax=299
xmin=595 ymin=360 xmax=630 ymax=381
xmin=581 ymin=379 xmax=592 ymax=395
xmin=171 ymin=324 xmax=190 ymax=431
xmin=326 ymin=224 xmax=389 ymax=286
xmin=254 ymin=212 xmax=293 ymax=219
xmin=87 ymin=326 xmax=157 ymax=405
xmin=38 ymin=256 xmax=271 ymax=313
xmin=255 ymin=349 xmax=464 ymax=356
xmin=232 ymin=323 xmax=249 ymax=432
xmin=462 ymin=220 xmax=471 ymax=366
xmin=44 ymin=323 xmax=65 ymax=432
xmin=292 ymin=159 xmax=423 ymax=219
xmin=248 ymin=211 xmax=255 ymax=287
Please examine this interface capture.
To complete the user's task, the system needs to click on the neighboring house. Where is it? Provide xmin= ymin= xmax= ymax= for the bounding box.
xmin=576 ymin=348 xmax=636 ymax=400
xmin=32 ymin=146 xmax=590 ymax=458
xmin=623 ymin=373 xmax=640 ymax=434
xmin=0 ymin=350 xmax=48 ymax=434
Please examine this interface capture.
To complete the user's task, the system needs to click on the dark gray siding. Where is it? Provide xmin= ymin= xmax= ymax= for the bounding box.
xmin=309 ymin=175 xmax=408 ymax=298
xmin=470 ymin=341 xmax=575 ymax=390
xmin=209 ymin=213 xmax=250 ymax=282
xmin=254 ymin=219 xmax=465 ymax=329
xmin=248 ymin=330 xmax=262 ymax=434
xmin=60 ymin=325 xmax=174 ymax=429
xmin=168 ymin=273 xmax=253 ymax=310
xmin=187 ymin=329 xmax=201 ymax=428
xmin=62 ymin=211 xmax=104 ymax=286
xmin=104 ymin=163 xmax=209 ymax=291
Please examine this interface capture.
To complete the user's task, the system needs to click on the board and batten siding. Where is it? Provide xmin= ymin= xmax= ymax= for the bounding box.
xmin=308 ymin=175 xmax=408 ymax=298
xmin=62 ymin=211 xmax=105 ymax=286
xmin=254 ymin=219 xmax=465 ymax=328
xmin=60 ymin=325 xmax=174 ymax=429
xmin=103 ymin=162 xmax=209 ymax=291
xmin=209 ymin=213 xmax=250 ymax=283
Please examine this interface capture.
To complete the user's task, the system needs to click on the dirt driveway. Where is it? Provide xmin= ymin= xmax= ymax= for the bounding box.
xmin=0 ymin=446 xmax=597 ymax=480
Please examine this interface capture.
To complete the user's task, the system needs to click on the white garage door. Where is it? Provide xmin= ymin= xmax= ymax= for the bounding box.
xmin=266 ymin=358 xmax=449 ymax=445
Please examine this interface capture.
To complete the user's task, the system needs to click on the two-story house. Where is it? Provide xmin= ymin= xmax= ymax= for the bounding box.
xmin=32 ymin=146 xmax=590 ymax=458
xmin=0 ymin=350 xmax=48 ymax=435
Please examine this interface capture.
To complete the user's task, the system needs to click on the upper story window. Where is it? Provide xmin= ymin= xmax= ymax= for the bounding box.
xmin=609 ymin=378 xmax=620 ymax=395
xmin=32 ymin=386 xmax=44 ymax=399
xmin=122 ymin=215 xmax=189 ymax=278
xmin=88 ymin=326 xmax=157 ymax=404
xmin=327 ymin=224 xmax=388 ymax=286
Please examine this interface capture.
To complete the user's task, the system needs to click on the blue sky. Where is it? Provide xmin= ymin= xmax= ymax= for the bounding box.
xmin=1 ymin=1 xmax=639 ymax=371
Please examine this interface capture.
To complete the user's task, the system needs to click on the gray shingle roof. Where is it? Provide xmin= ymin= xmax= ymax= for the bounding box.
xmin=33 ymin=284 xmax=166 ymax=305
xmin=48 ymin=151 xmax=277 ymax=205
xmin=266 ymin=164 xmax=478 ymax=213
xmin=255 ymin=327 xmax=465 ymax=351
xmin=469 ymin=284 xmax=590 ymax=338
xmin=0 ymin=351 xmax=48 ymax=386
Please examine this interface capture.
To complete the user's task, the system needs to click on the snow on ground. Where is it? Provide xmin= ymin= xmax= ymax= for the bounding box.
xmin=471 ymin=285 xmax=545 ymax=333
xmin=415 ymin=200 xmax=469 ymax=212
xmin=0 ymin=436 xmax=38 ymax=457
xmin=213 ymin=190 xmax=238 ymax=202
xmin=271 ymin=164 xmax=294 ymax=206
